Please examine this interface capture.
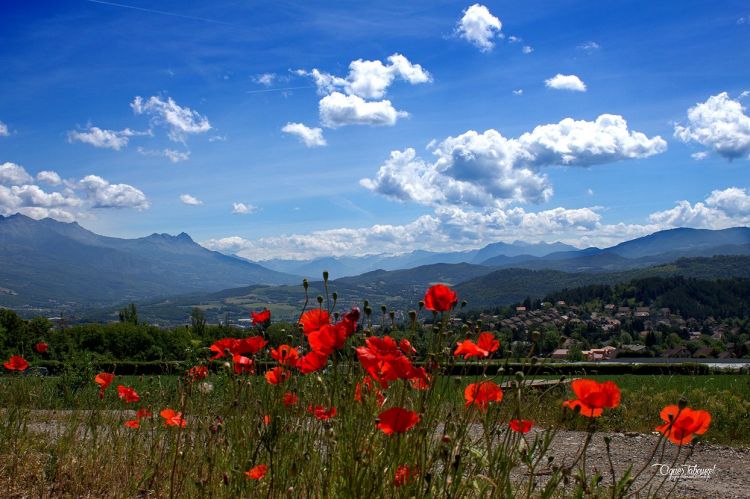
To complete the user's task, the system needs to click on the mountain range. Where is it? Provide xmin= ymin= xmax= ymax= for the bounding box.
xmin=1 ymin=213 xmax=749 ymax=320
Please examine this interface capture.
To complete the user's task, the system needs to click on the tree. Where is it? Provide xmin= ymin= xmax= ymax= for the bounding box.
xmin=191 ymin=308 xmax=207 ymax=337
xmin=118 ymin=303 xmax=138 ymax=325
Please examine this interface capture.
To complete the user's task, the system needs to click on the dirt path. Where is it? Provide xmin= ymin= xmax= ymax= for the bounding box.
xmin=521 ymin=430 xmax=750 ymax=498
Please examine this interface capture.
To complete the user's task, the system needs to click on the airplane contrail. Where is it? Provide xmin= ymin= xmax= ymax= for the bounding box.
xmin=86 ymin=0 xmax=235 ymax=26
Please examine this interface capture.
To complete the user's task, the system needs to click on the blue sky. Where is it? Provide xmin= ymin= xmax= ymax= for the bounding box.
xmin=1 ymin=0 xmax=749 ymax=260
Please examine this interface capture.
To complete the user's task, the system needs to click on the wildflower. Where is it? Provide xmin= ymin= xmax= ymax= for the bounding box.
xmin=160 ymin=408 xmax=187 ymax=428
xmin=209 ymin=336 xmax=267 ymax=360
xmin=209 ymin=338 xmax=236 ymax=360
xmin=270 ymin=345 xmax=299 ymax=367
xmin=562 ymin=379 xmax=621 ymax=417
xmin=354 ymin=377 xmax=385 ymax=406
xmin=509 ymin=419 xmax=533 ymax=433
xmin=3 ymin=355 xmax=29 ymax=371
xmin=187 ymin=365 xmax=208 ymax=381
xmin=454 ymin=332 xmax=499 ymax=359
xmin=296 ymin=351 xmax=329 ymax=374
xmin=136 ymin=408 xmax=152 ymax=419
xmin=299 ymin=309 xmax=330 ymax=334
xmin=283 ymin=391 xmax=299 ymax=407
xmin=34 ymin=342 xmax=49 ymax=354
xmin=356 ymin=336 xmax=416 ymax=388
xmin=398 ymin=338 xmax=416 ymax=357
xmin=265 ymin=366 xmax=291 ymax=385
xmin=307 ymin=404 xmax=336 ymax=420
xmin=464 ymin=381 xmax=503 ymax=410
xmin=656 ymin=405 xmax=711 ymax=445
xmin=409 ymin=368 xmax=431 ymax=390
xmin=94 ymin=372 xmax=115 ymax=399
xmin=124 ymin=420 xmax=140 ymax=428
xmin=199 ymin=381 xmax=214 ymax=394
xmin=376 ymin=407 xmax=420 ymax=435
xmin=394 ymin=465 xmax=416 ymax=487
xmin=117 ymin=385 xmax=140 ymax=403
xmin=263 ymin=414 xmax=271 ymax=426
xmin=245 ymin=464 xmax=268 ymax=480
xmin=423 ymin=284 xmax=457 ymax=312
xmin=232 ymin=354 xmax=255 ymax=375
xmin=251 ymin=308 xmax=271 ymax=325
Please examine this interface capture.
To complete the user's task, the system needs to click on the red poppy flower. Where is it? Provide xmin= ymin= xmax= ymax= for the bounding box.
xmin=562 ymin=379 xmax=621 ymax=417
xmin=187 ymin=365 xmax=208 ymax=381
xmin=94 ymin=372 xmax=115 ymax=399
xmin=283 ymin=391 xmax=299 ymax=407
xmin=4 ymin=355 xmax=29 ymax=371
xmin=209 ymin=338 xmax=236 ymax=360
xmin=233 ymin=336 xmax=268 ymax=356
xmin=655 ymin=405 xmax=711 ymax=445
xmin=296 ymin=351 xmax=329 ymax=374
xmin=376 ymin=407 xmax=420 ymax=435
xmin=117 ymin=385 xmax=140 ymax=403
xmin=251 ymin=308 xmax=271 ymax=325
xmin=34 ymin=342 xmax=49 ymax=354
xmin=307 ymin=404 xmax=337 ymax=420
xmin=394 ymin=465 xmax=416 ymax=487
xmin=270 ymin=345 xmax=299 ymax=367
xmin=160 ymin=408 xmax=186 ymax=428
xmin=477 ymin=332 xmax=500 ymax=353
xmin=123 ymin=419 xmax=140 ymax=428
xmin=354 ymin=377 xmax=385 ymax=406
xmin=409 ymin=368 xmax=431 ymax=391
xmin=356 ymin=336 xmax=416 ymax=388
xmin=509 ymin=419 xmax=533 ymax=433
xmin=464 ymin=381 xmax=503 ymax=410
xmin=399 ymin=338 xmax=416 ymax=357
xmin=265 ymin=367 xmax=291 ymax=385
xmin=245 ymin=464 xmax=268 ymax=480
xmin=423 ymin=284 xmax=457 ymax=312
xmin=136 ymin=408 xmax=152 ymax=419
xmin=454 ymin=340 xmax=486 ymax=359
xmin=299 ymin=309 xmax=330 ymax=334
xmin=263 ymin=414 xmax=271 ymax=426
xmin=232 ymin=354 xmax=255 ymax=375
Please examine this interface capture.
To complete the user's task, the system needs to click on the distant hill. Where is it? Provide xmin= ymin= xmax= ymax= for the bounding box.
xmin=113 ymin=255 xmax=750 ymax=326
xmin=0 ymin=214 xmax=298 ymax=307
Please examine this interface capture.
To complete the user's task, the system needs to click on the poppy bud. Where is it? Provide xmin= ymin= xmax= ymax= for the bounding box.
xmin=303 ymin=279 xmax=308 ymax=290
xmin=380 ymin=304 xmax=386 ymax=313
xmin=365 ymin=307 xmax=372 ymax=317
xmin=363 ymin=300 xmax=369 ymax=308
xmin=418 ymin=300 xmax=424 ymax=310
xmin=603 ymin=436 xmax=611 ymax=445
xmin=408 ymin=310 xmax=417 ymax=321
xmin=476 ymin=319 xmax=482 ymax=329
xmin=332 ymin=292 xmax=337 ymax=301
xmin=515 ymin=371 xmax=524 ymax=382
xmin=461 ymin=300 xmax=467 ymax=308
xmin=322 ymin=271 xmax=329 ymax=281
xmin=334 ymin=312 xmax=340 ymax=320
xmin=317 ymin=295 xmax=324 ymax=304
xmin=678 ymin=397 xmax=688 ymax=410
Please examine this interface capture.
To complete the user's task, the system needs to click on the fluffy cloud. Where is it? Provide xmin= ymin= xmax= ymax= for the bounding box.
xmin=522 ymin=46 xmax=533 ymax=54
xmin=281 ymin=122 xmax=326 ymax=147
xmin=67 ymin=126 xmax=139 ymax=150
xmin=131 ymin=95 xmax=211 ymax=142
xmin=648 ymin=187 xmax=750 ymax=228
xmin=0 ymin=121 xmax=8 ymax=137
xmin=691 ymin=151 xmax=709 ymax=161
xmin=254 ymin=73 xmax=276 ymax=86
xmin=79 ymin=175 xmax=150 ymax=210
xmin=319 ymin=92 xmax=408 ymax=128
xmin=0 ymin=162 xmax=34 ymax=185
xmin=0 ymin=163 xmax=149 ymax=220
xmin=179 ymin=194 xmax=203 ymax=206
xmin=36 ymin=170 xmax=62 ymax=185
xmin=298 ymin=53 xmax=430 ymax=100
xmin=545 ymin=74 xmax=587 ymax=92
xmin=674 ymin=92 xmax=750 ymax=159
xmin=361 ymin=115 xmax=666 ymax=208
xmin=232 ymin=202 xmax=256 ymax=214
xmin=455 ymin=4 xmax=502 ymax=52
xmin=137 ymin=147 xmax=190 ymax=163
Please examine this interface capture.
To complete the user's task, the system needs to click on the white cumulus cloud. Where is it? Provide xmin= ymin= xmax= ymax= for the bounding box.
xmin=361 ymin=115 xmax=666 ymax=208
xmin=179 ymin=194 xmax=203 ymax=206
xmin=674 ymin=92 xmax=750 ymax=159
xmin=36 ymin=171 xmax=62 ymax=185
xmin=232 ymin=202 xmax=256 ymax=214
xmin=67 ymin=126 xmax=139 ymax=150
xmin=254 ymin=73 xmax=276 ymax=86
xmin=281 ymin=122 xmax=326 ymax=147
xmin=79 ymin=175 xmax=150 ymax=210
xmin=319 ymin=92 xmax=408 ymax=128
xmin=0 ymin=162 xmax=34 ymax=185
xmin=455 ymin=4 xmax=502 ymax=52
xmin=545 ymin=74 xmax=587 ymax=92
xmin=131 ymin=95 xmax=211 ymax=142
